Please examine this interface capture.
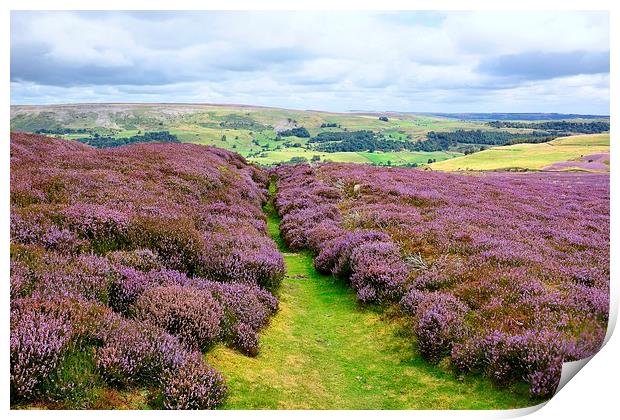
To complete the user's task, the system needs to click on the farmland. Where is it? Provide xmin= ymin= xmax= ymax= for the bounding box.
xmin=430 ymin=134 xmax=610 ymax=172
xmin=10 ymin=103 xmax=484 ymax=166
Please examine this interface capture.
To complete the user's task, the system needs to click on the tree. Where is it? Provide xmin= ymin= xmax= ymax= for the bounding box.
xmin=288 ymin=156 xmax=308 ymax=164
xmin=279 ymin=127 xmax=310 ymax=138
xmin=221 ymin=134 xmax=227 ymax=142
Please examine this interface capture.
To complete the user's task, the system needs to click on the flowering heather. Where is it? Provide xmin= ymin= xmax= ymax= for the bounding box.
xmin=10 ymin=133 xmax=281 ymax=408
xmin=403 ymin=290 xmax=469 ymax=362
xmin=11 ymin=132 xmax=283 ymax=289
xmin=133 ymin=285 xmax=223 ymax=351
xmin=274 ymin=163 xmax=609 ymax=397
xmin=161 ymin=353 xmax=226 ymax=409
xmin=10 ymin=300 xmax=74 ymax=399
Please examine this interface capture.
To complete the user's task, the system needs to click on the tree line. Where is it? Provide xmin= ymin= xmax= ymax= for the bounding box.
xmin=35 ymin=127 xmax=91 ymax=135
xmin=76 ymin=131 xmax=180 ymax=148
xmin=304 ymin=128 xmax=565 ymax=153
xmin=279 ymin=127 xmax=310 ymax=137
xmin=309 ymin=130 xmax=407 ymax=152
xmin=487 ymin=120 xmax=609 ymax=134
xmin=410 ymin=130 xmax=556 ymax=152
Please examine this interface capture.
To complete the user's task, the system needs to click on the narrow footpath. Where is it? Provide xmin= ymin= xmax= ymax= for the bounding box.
xmin=207 ymin=182 xmax=532 ymax=409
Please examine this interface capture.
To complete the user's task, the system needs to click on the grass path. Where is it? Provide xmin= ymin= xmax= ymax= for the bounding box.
xmin=206 ymin=183 xmax=535 ymax=409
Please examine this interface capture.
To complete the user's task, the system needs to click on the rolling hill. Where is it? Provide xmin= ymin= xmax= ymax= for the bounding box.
xmin=430 ymin=133 xmax=610 ymax=172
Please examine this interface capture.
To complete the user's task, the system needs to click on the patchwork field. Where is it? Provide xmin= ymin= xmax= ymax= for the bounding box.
xmin=10 ymin=104 xmax=609 ymax=169
xmin=10 ymin=103 xmax=481 ymax=166
xmin=430 ymin=134 xmax=610 ymax=172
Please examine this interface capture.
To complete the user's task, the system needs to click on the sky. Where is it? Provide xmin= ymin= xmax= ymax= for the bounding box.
xmin=10 ymin=11 xmax=610 ymax=114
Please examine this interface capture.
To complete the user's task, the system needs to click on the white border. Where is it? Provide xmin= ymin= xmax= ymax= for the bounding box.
xmin=2 ymin=1 xmax=617 ymax=419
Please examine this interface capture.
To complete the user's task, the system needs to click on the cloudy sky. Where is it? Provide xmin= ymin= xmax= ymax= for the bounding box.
xmin=10 ymin=11 xmax=610 ymax=114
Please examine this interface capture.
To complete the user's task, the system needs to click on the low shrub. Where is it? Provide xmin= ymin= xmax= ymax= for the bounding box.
xmin=133 ymin=285 xmax=223 ymax=351
xmin=349 ymin=241 xmax=408 ymax=303
xmin=161 ymin=354 xmax=226 ymax=409
xmin=10 ymin=302 xmax=74 ymax=401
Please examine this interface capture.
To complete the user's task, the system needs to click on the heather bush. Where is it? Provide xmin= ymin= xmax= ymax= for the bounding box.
xmin=107 ymin=249 xmax=163 ymax=272
xmin=203 ymin=232 xmax=285 ymax=290
xmin=95 ymin=313 xmax=190 ymax=385
xmin=107 ymin=267 xmax=151 ymax=314
xmin=331 ymin=231 xmax=392 ymax=279
xmin=95 ymin=313 xmax=226 ymax=406
xmin=399 ymin=287 xmax=427 ymax=316
xmin=314 ymin=236 xmax=348 ymax=274
xmin=349 ymin=241 xmax=408 ymax=303
xmin=306 ymin=220 xmax=345 ymax=254
xmin=10 ymin=260 xmax=32 ymax=299
xmin=414 ymin=255 xmax=463 ymax=291
xmin=230 ymin=323 xmax=260 ymax=356
xmin=10 ymin=302 xmax=74 ymax=401
xmin=27 ymin=252 xmax=115 ymax=303
xmin=189 ymin=279 xmax=277 ymax=355
xmin=280 ymin=205 xmax=341 ymax=250
xmin=411 ymin=292 xmax=468 ymax=363
xmin=452 ymin=330 xmax=563 ymax=397
xmin=107 ymin=267 xmax=193 ymax=315
xmin=133 ymin=285 xmax=223 ymax=351
xmin=11 ymin=212 xmax=87 ymax=254
xmin=129 ymin=215 xmax=206 ymax=276
xmin=62 ymin=203 xmax=130 ymax=253
xmin=313 ymin=230 xmax=392 ymax=277
xmin=161 ymin=354 xmax=226 ymax=409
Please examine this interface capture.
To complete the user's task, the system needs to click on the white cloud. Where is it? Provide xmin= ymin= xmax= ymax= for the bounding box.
xmin=10 ymin=11 xmax=610 ymax=113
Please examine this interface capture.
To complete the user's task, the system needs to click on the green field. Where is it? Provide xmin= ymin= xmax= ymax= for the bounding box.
xmin=250 ymin=149 xmax=461 ymax=165
xmin=206 ymin=184 xmax=537 ymax=409
xmin=430 ymin=133 xmax=610 ymax=172
xmin=10 ymin=104 xmax=487 ymax=166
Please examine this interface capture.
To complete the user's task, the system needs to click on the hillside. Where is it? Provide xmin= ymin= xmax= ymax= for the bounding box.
xmin=10 ymin=103 xmax=484 ymax=166
xmin=430 ymin=133 xmax=610 ymax=172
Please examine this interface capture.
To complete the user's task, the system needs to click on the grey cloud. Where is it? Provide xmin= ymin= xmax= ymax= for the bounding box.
xmin=10 ymin=44 xmax=178 ymax=86
xmin=478 ymin=50 xmax=609 ymax=80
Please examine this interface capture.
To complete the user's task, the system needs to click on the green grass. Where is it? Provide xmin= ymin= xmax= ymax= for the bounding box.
xmin=358 ymin=150 xmax=462 ymax=165
xmin=248 ymin=149 xmax=462 ymax=166
xmin=206 ymin=182 xmax=537 ymax=410
xmin=430 ymin=133 xmax=610 ymax=172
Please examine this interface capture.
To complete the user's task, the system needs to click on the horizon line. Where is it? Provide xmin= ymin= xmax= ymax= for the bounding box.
xmin=9 ymin=102 xmax=610 ymax=117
